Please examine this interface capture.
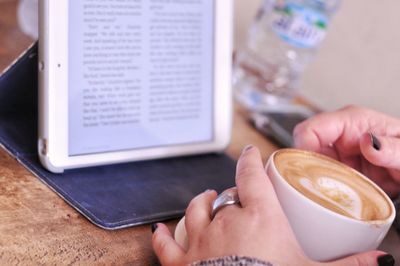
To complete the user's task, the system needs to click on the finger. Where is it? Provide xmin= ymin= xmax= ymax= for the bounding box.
xmin=329 ymin=250 xmax=391 ymax=266
xmin=320 ymin=145 xmax=340 ymax=161
xmin=360 ymin=157 xmax=400 ymax=198
xmin=185 ymin=190 xmax=217 ymax=241
xmin=235 ymin=146 xmax=272 ymax=208
xmin=152 ymin=223 xmax=185 ymax=266
xmin=294 ymin=106 xmax=400 ymax=157
xmin=293 ymin=111 xmax=346 ymax=152
xmin=377 ymin=179 xmax=400 ymax=198
xmin=337 ymin=154 xmax=362 ymax=172
xmin=360 ymin=132 xmax=400 ymax=170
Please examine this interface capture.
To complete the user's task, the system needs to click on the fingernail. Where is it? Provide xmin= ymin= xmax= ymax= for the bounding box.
xmin=378 ymin=254 xmax=395 ymax=266
xmin=242 ymin=145 xmax=253 ymax=153
xmin=369 ymin=132 xmax=381 ymax=151
xmin=151 ymin=223 xmax=158 ymax=234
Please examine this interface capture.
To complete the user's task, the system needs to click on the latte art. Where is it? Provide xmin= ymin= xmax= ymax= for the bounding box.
xmin=274 ymin=149 xmax=392 ymax=221
xmin=299 ymin=177 xmax=362 ymax=219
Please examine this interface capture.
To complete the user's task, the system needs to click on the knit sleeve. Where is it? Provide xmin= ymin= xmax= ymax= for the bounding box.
xmin=190 ymin=256 xmax=273 ymax=266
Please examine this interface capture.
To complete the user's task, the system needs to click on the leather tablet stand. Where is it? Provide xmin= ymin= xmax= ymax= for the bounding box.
xmin=0 ymin=43 xmax=236 ymax=229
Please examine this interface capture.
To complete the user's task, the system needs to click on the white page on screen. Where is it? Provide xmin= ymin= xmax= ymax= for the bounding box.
xmin=68 ymin=0 xmax=215 ymax=156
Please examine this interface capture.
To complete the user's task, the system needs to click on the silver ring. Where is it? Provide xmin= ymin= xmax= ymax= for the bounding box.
xmin=211 ymin=187 xmax=241 ymax=219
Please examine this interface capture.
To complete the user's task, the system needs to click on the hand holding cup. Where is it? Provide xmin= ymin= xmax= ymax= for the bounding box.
xmin=153 ymin=147 xmax=394 ymax=265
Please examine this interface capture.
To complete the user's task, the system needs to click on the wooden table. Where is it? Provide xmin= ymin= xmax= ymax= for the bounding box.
xmin=0 ymin=0 xmax=398 ymax=265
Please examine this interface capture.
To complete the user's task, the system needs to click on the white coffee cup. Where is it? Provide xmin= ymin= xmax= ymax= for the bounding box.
xmin=266 ymin=149 xmax=396 ymax=261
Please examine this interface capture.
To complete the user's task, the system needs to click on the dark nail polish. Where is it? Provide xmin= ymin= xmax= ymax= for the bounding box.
xmin=151 ymin=223 xmax=158 ymax=233
xmin=370 ymin=132 xmax=381 ymax=151
xmin=378 ymin=254 xmax=395 ymax=266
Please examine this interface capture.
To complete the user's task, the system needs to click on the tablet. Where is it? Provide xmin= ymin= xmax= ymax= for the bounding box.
xmin=38 ymin=0 xmax=233 ymax=173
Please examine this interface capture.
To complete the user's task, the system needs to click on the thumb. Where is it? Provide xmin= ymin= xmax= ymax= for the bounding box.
xmin=152 ymin=223 xmax=185 ymax=266
xmin=360 ymin=132 xmax=400 ymax=170
xmin=330 ymin=250 xmax=393 ymax=266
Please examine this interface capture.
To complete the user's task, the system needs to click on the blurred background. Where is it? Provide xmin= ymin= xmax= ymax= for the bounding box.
xmin=235 ymin=0 xmax=400 ymax=117
xmin=0 ymin=0 xmax=32 ymax=69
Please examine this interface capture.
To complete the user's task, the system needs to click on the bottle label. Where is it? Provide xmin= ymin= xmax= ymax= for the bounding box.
xmin=271 ymin=2 xmax=328 ymax=48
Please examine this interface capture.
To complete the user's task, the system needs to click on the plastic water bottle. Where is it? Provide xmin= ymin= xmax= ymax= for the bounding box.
xmin=17 ymin=0 xmax=39 ymax=40
xmin=233 ymin=0 xmax=340 ymax=111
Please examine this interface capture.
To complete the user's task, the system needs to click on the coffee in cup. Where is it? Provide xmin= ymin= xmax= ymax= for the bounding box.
xmin=274 ymin=149 xmax=392 ymax=222
xmin=266 ymin=149 xmax=396 ymax=261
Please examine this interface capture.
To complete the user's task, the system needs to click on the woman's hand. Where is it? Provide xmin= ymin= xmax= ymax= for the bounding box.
xmin=294 ymin=106 xmax=400 ymax=198
xmin=152 ymin=146 xmax=385 ymax=266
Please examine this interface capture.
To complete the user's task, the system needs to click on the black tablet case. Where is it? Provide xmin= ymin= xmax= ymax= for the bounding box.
xmin=0 ymin=43 xmax=236 ymax=229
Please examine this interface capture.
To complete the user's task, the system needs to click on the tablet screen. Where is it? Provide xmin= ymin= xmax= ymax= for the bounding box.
xmin=68 ymin=0 xmax=215 ymax=156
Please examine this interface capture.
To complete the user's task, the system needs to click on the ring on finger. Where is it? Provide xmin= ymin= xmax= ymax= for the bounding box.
xmin=211 ymin=187 xmax=241 ymax=219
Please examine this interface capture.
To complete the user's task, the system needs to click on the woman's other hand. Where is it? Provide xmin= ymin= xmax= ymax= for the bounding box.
xmin=294 ymin=106 xmax=400 ymax=198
